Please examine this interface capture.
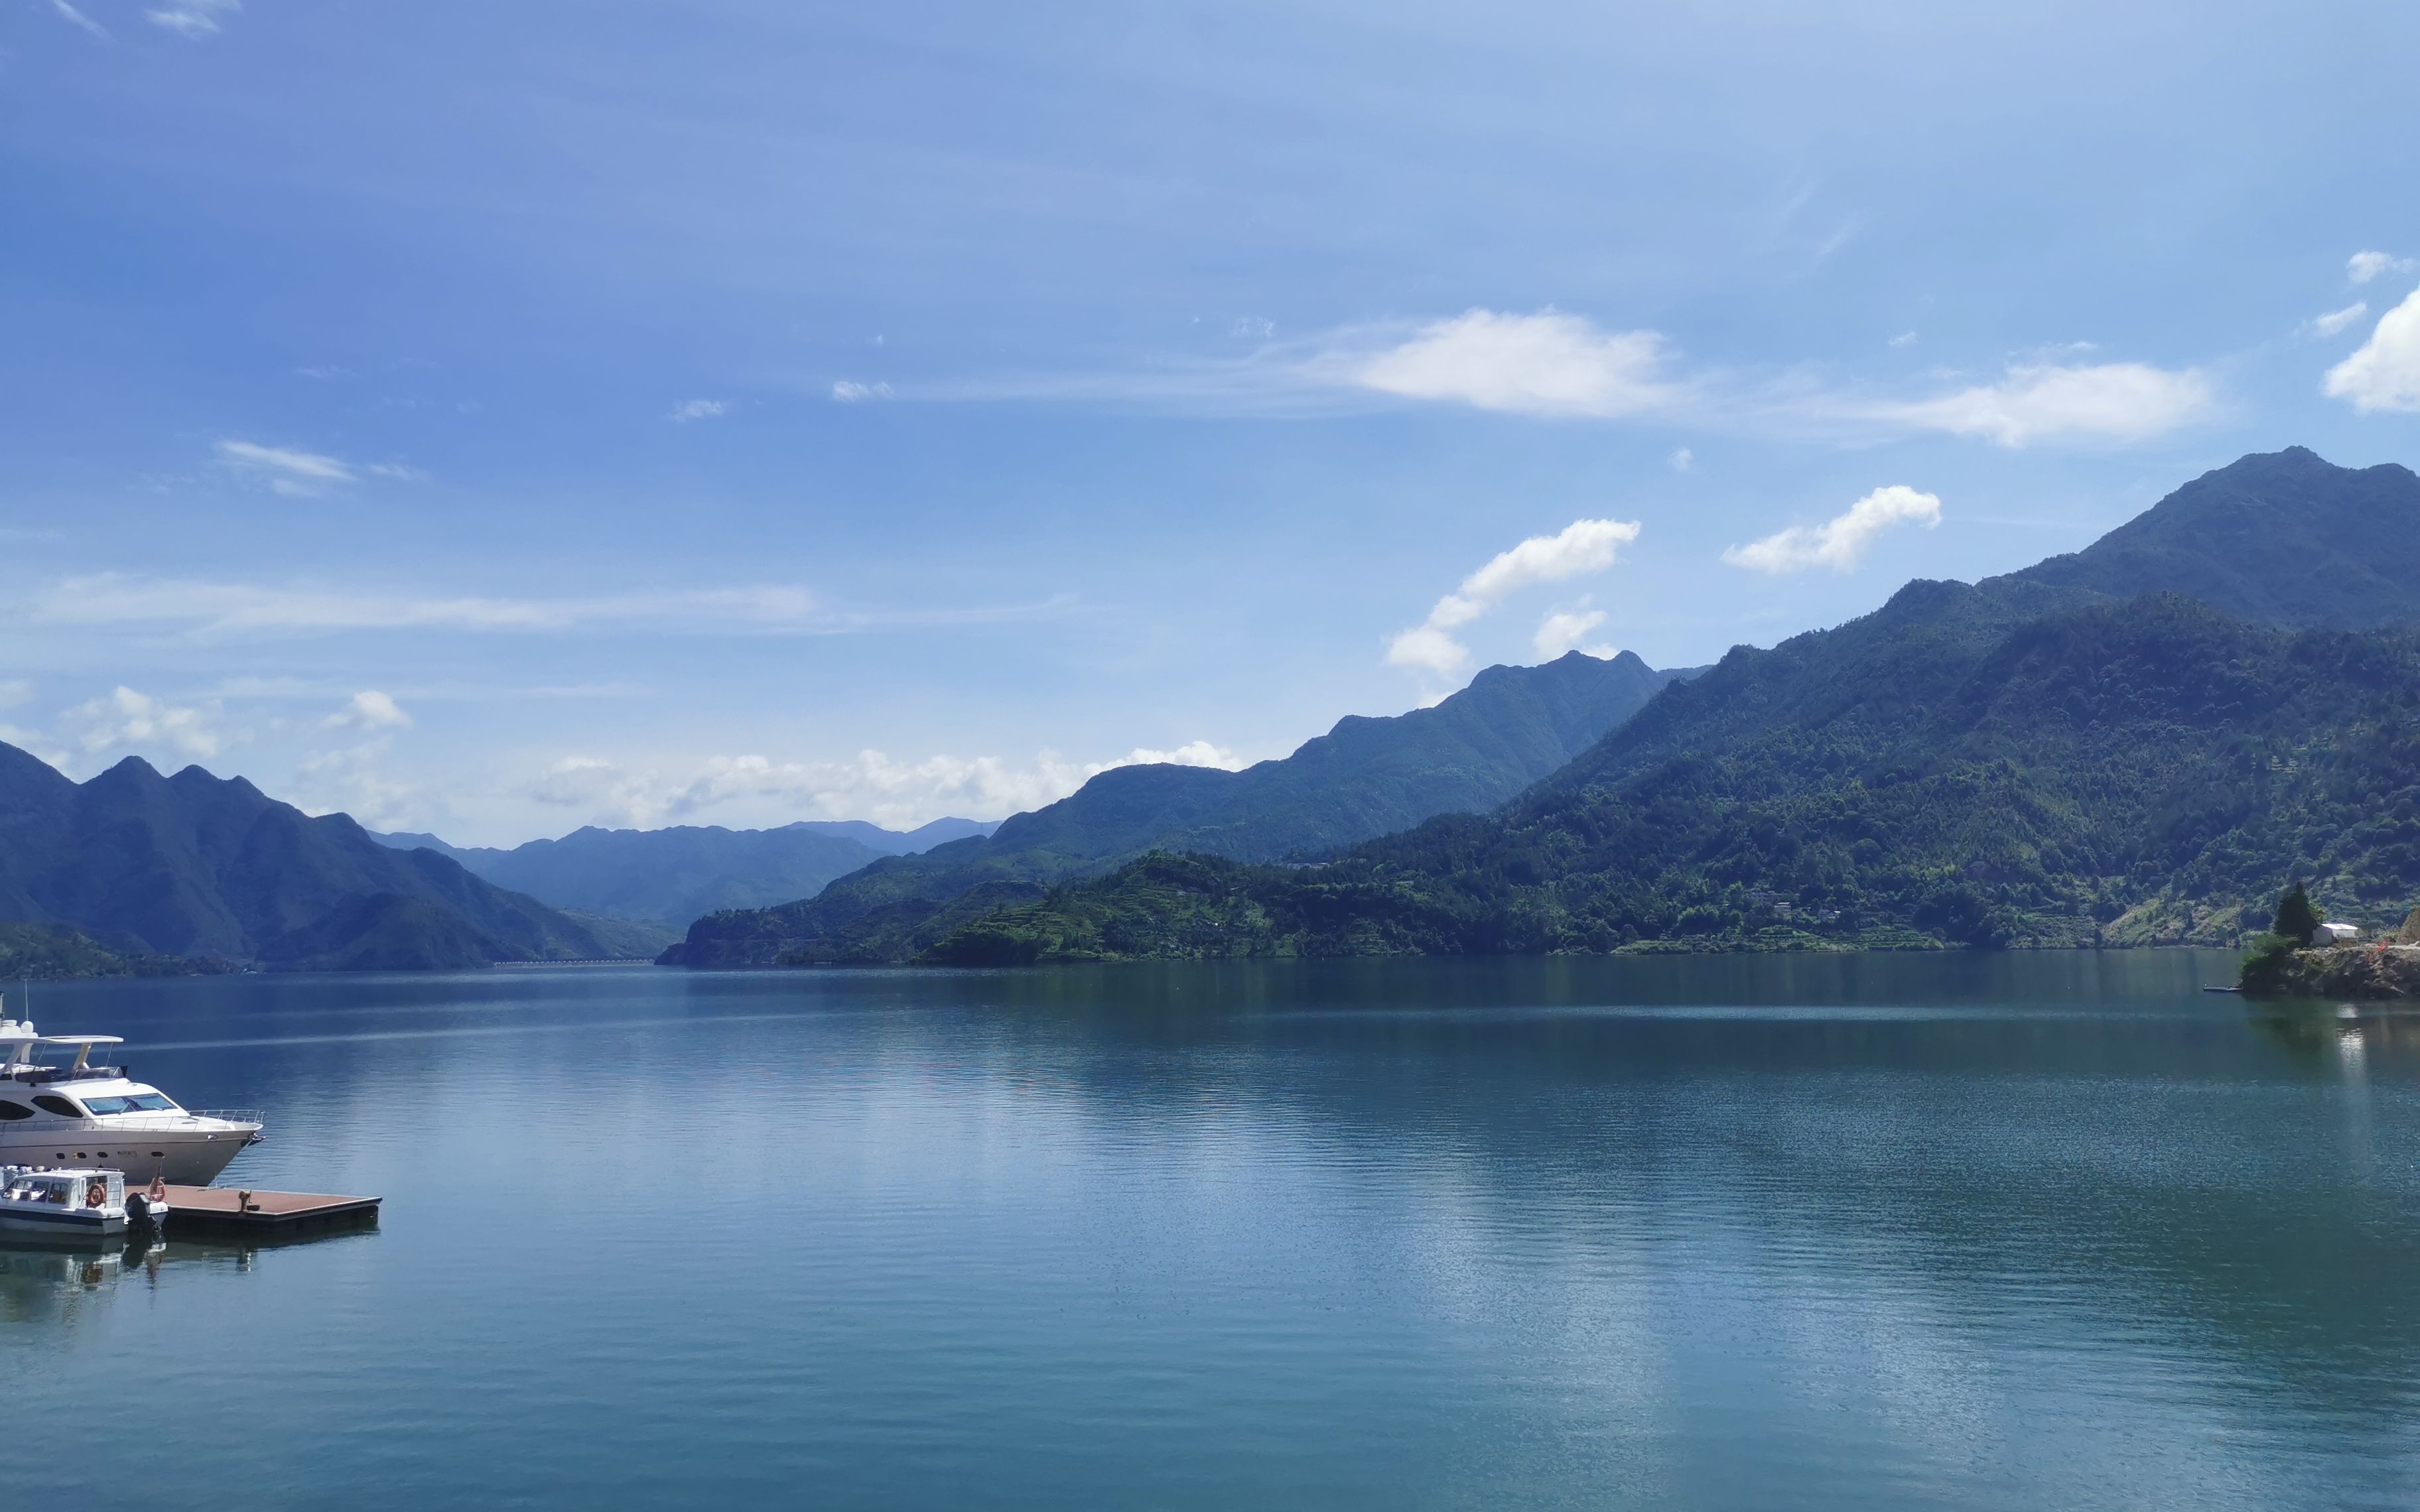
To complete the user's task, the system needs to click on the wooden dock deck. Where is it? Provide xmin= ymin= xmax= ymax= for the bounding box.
xmin=155 ymin=1184 xmax=380 ymax=1239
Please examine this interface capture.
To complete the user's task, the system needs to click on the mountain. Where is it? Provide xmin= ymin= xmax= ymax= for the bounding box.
xmin=791 ymin=447 xmax=2420 ymax=964
xmin=2011 ymin=447 xmax=2420 ymax=629
xmin=667 ymin=649 xmax=1691 ymax=964
xmin=371 ymin=817 xmax=1001 ymax=927
xmin=0 ymin=745 xmax=630 ymax=971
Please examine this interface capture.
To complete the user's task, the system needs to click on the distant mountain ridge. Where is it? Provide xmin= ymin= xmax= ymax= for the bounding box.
xmin=370 ymin=816 xmax=1000 ymax=927
xmin=0 ymin=747 xmax=638 ymax=970
xmin=668 ymin=649 xmax=1691 ymax=965
xmin=894 ymin=447 xmax=2420 ymax=963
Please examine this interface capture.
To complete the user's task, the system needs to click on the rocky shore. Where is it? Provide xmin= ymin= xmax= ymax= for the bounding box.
xmin=2243 ymin=942 xmax=2420 ymax=999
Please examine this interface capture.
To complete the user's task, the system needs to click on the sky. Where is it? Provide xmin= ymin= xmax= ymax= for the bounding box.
xmin=4 ymin=0 xmax=2418 ymax=845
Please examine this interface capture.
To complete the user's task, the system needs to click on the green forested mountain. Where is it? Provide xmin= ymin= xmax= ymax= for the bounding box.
xmin=767 ymin=447 xmax=2420 ymax=965
xmin=667 ymin=649 xmax=1688 ymax=964
xmin=2011 ymin=447 xmax=2420 ymax=629
xmin=0 ymin=745 xmax=630 ymax=971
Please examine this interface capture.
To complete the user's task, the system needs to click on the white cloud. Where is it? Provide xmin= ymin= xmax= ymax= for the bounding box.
xmin=2309 ymin=302 xmax=2370 ymax=338
xmin=2348 ymin=251 xmax=2417 ymax=286
xmin=1354 ymin=309 xmax=1678 ymax=418
xmin=216 ymin=439 xmax=355 ymax=496
xmin=0 ymin=680 xmax=30 ymax=711
xmin=324 ymin=690 xmax=413 ymax=731
xmin=34 ymin=573 xmax=823 ymax=637
xmin=58 ymin=686 xmax=228 ymax=763
xmin=1869 ymin=363 xmax=2212 ymax=446
xmin=1668 ymin=447 xmax=1693 ymax=472
xmin=2324 ymin=288 xmax=2420 ymax=414
xmin=147 ymin=0 xmax=237 ymax=35
xmin=1534 ymin=608 xmax=1616 ymax=660
xmin=1388 ymin=518 xmax=1642 ymax=680
xmin=53 ymin=1 xmax=111 ymax=38
xmin=294 ymin=739 xmax=422 ymax=830
xmin=831 ymin=381 xmax=896 ymax=403
xmin=1723 ymin=485 xmax=1942 ymax=575
xmin=669 ymin=399 xmax=726 ymax=422
xmin=1889 ymin=331 xmax=1918 ymax=348
xmin=527 ymin=740 xmax=1250 ymax=832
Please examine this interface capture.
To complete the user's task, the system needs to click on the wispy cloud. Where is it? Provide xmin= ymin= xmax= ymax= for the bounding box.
xmin=2309 ymin=302 xmax=2370 ymax=339
xmin=53 ymin=0 xmax=111 ymax=39
xmin=1723 ymin=485 xmax=1942 ymax=575
xmin=1352 ymin=309 xmax=1682 ymax=418
xmin=528 ymin=739 xmax=1250 ymax=831
xmin=1855 ymin=363 xmax=2213 ymax=447
xmin=2324 ymin=288 xmax=2420 ymax=414
xmin=2348 ymin=251 xmax=2417 ymax=286
xmin=58 ymin=686 xmax=231 ymax=762
xmin=669 ymin=398 xmax=726 ymax=422
xmin=324 ymin=690 xmax=413 ymax=731
xmin=831 ymin=381 xmax=895 ymax=403
xmin=147 ymin=0 xmax=237 ymax=36
xmin=216 ymin=439 xmax=355 ymax=495
xmin=31 ymin=572 xmax=1069 ymax=641
xmin=939 ymin=308 xmax=2213 ymax=448
xmin=1389 ymin=518 xmax=1641 ymax=680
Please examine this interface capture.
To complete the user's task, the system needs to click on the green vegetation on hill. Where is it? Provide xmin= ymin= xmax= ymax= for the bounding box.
xmin=0 ymin=921 xmax=241 ymax=980
xmin=902 ymin=591 xmax=2420 ymax=962
xmin=668 ymin=649 xmax=1686 ymax=964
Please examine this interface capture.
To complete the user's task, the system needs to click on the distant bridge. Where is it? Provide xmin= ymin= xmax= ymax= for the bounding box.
xmin=491 ymin=958 xmax=663 ymax=969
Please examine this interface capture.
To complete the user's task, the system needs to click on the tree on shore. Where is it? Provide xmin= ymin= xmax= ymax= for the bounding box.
xmin=2273 ymin=881 xmax=2321 ymax=948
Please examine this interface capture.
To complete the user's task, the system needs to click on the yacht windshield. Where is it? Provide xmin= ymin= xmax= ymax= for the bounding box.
xmin=82 ymin=1094 xmax=178 ymax=1114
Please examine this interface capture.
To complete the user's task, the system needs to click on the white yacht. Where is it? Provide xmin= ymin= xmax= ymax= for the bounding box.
xmin=0 ymin=1003 xmax=264 ymax=1186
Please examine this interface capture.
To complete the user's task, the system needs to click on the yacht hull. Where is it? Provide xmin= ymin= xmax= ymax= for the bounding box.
xmin=0 ymin=1127 xmax=253 ymax=1186
xmin=0 ymin=1206 xmax=125 ymax=1239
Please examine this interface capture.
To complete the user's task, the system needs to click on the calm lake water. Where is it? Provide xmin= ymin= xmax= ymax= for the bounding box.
xmin=5 ymin=952 xmax=2417 ymax=1509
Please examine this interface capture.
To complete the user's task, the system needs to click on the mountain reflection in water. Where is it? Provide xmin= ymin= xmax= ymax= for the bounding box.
xmin=2 ymin=953 xmax=2415 ymax=1511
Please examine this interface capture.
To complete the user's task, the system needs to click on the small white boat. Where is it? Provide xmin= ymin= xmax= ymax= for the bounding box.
xmin=0 ymin=1165 xmax=127 ymax=1241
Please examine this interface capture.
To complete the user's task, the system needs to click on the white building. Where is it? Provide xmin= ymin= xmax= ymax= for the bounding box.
xmin=2315 ymin=920 xmax=2362 ymax=945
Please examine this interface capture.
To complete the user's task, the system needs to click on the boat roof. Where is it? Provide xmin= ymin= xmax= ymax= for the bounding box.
xmin=31 ymin=1035 xmax=124 ymax=1047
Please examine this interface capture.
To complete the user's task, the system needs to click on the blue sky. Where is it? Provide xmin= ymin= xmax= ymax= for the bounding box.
xmin=5 ymin=0 xmax=2417 ymax=844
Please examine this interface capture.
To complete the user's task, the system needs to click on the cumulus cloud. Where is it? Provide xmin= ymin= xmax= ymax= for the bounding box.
xmin=1867 ymin=363 xmax=2212 ymax=446
xmin=293 ymin=739 xmax=421 ymax=830
xmin=2324 ymin=288 xmax=2420 ymax=413
xmin=324 ymin=690 xmax=413 ymax=730
xmin=669 ymin=399 xmax=726 ymax=422
xmin=1388 ymin=518 xmax=1642 ymax=679
xmin=1668 ymin=448 xmax=1693 ymax=472
xmin=1534 ymin=607 xmax=1616 ymax=660
xmin=53 ymin=1 xmax=111 ymax=38
xmin=831 ymin=381 xmax=896 ymax=403
xmin=2309 ymin=302 xmax=2370 ymax=338
xmin=1354 ymin=310 xmax=1679 ymax=418
xmin=527 ymin=741 xmax=1250 ymax=832
xmin=2348 ymin=251 xmax=2417 ymax=286
xmin=58 ymin=686 xmax=228 ymax=762
xmin=1723 ymin=485 xmax=1942 ymax=575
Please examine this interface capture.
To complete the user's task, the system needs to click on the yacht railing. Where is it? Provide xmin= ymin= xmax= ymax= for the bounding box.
xmin=86 ymin=1109 xmax=266 ymax=1130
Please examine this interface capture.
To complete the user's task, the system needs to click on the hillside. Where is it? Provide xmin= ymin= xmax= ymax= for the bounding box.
xmin=665 ymin=649 xmax=1688 ymax=964
xmin=923 ymin=593 xmax=2420 ymax=960
xmin=2011 ymin=447 xmax=2420 ymax=629
xmin=0 ymin=745 xmax=626 ymax=970
xmin=799 ymin=446 xmax=2420 ymax=964
xmin=371 ymin=817 xmax=999 ymax=926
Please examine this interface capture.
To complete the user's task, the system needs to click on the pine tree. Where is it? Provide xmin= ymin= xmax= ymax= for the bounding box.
xmin=2273 ymin=881 xmax=2321 ymax=947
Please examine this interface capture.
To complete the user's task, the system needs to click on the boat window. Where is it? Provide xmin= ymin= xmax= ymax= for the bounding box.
xmin=31 ymin=1094 xmax=84 ymax=1118
xmin=80 ymin=1094 xmax=170 ymax=1114
xmin=0 ymin=1100 xmax=32 ymax=1121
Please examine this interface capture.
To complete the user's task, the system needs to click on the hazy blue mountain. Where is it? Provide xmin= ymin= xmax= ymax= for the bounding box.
xmin=0 ymin=746 xmax=624 ymax=970
xmin=2011 ymin=447 xmax=2420 ymax=629
xmin=371 ymin=816 xmax=1001 ymax=926
xmin=669 ymin=649 xmax=1691 ymax=965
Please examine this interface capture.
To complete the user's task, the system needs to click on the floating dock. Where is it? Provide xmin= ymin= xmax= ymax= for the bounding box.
xmin=154 ymin=1184 xmax=380 ymax=1240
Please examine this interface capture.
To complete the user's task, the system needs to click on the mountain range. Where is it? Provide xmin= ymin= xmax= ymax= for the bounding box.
xmin=0 ymin=748 xmax=653 ymax=971
xmin=664 ymin=647 xmax=1691 ymax=965
xmin=369 ymin=816 xmax=999 ymax=928
xmin=680 ymin=446 xmax=2420 ymax=966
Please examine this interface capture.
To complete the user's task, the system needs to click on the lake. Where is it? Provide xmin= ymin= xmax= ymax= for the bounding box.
xmin=5 ymin=952 xmax=2417 ymax=1509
